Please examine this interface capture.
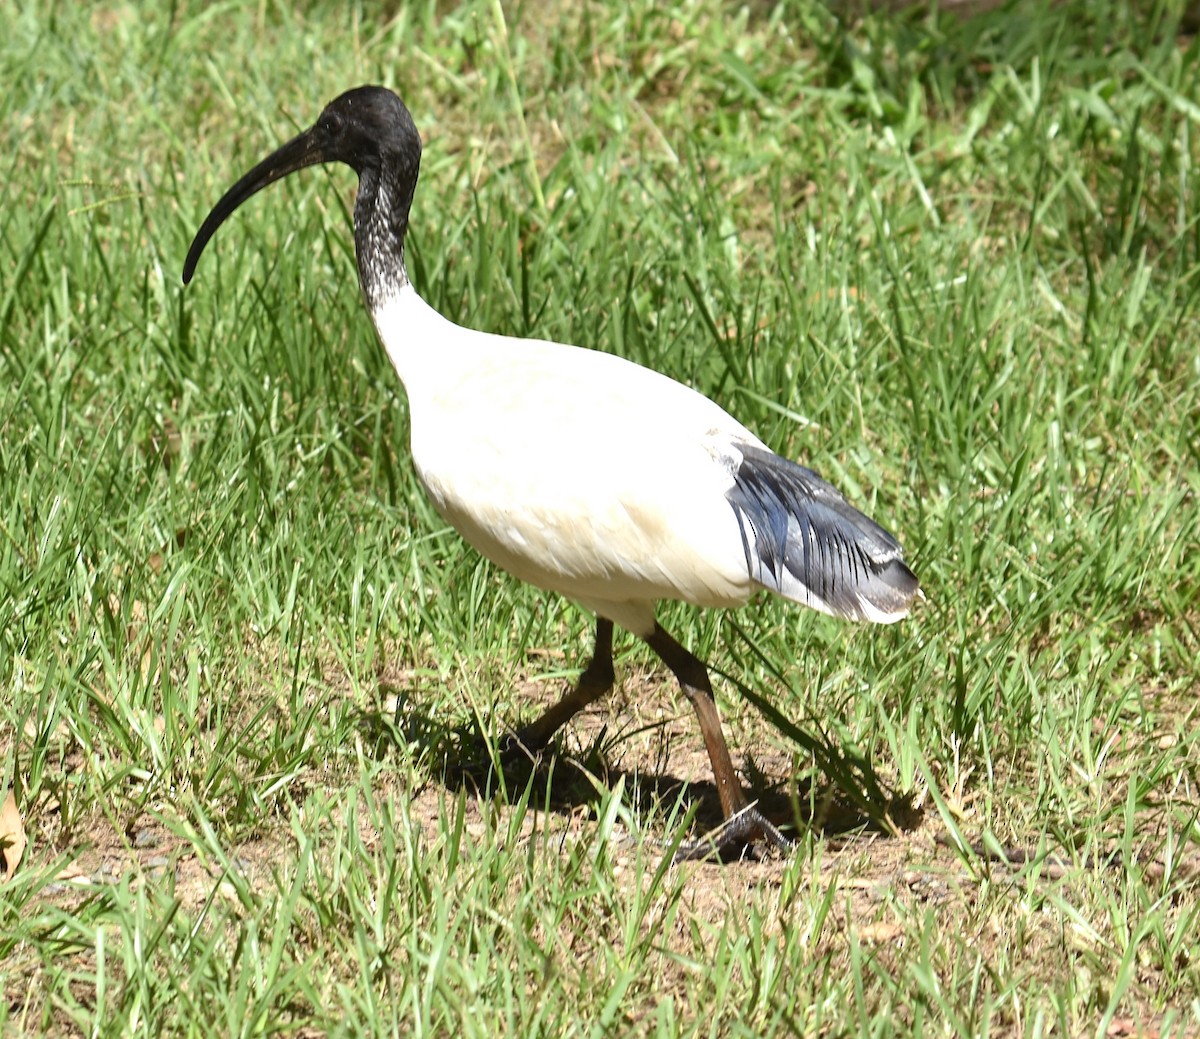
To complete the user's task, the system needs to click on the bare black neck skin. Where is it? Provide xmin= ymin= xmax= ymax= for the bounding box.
xmin=354 ymin=162 xmax=415 ymax=309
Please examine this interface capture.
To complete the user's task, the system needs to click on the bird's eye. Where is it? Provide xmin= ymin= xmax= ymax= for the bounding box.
xmin=323 ymin=113 xmax=343 ymax=136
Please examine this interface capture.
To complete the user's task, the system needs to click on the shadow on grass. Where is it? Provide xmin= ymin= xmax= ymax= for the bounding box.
xmin=355 ymin=681 xmax=922 ymax=845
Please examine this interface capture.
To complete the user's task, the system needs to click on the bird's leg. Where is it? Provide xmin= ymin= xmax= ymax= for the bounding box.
xmin=511 ymin=618 xmax=615 ymax=751
xmin=643 ymin=624 xmax=791 ymax=858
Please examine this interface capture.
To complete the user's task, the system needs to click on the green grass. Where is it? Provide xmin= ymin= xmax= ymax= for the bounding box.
xmin=3 ymin=0 xmax=1199 ymax=1035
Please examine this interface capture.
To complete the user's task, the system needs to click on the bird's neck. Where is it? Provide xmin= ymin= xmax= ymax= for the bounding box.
xmin=354 ymin=165 xmax=414 ymax=309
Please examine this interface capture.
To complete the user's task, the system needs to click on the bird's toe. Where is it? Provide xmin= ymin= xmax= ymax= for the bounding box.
xmin=674 ymin=806 xmax=794 ymax=863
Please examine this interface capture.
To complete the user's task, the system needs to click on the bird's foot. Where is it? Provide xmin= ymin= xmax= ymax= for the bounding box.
xmin=673 ymin=805 xmax=794 ymax=863
xmin=495 ymin=726 xmax=553 ymax=765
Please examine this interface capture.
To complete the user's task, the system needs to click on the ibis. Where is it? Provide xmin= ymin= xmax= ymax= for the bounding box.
xmin=183 ymin=86 xmax=920 ymax=856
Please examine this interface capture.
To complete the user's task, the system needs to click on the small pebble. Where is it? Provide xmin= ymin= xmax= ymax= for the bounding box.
xmin=144 ymin=855 xmax=171 ymax=878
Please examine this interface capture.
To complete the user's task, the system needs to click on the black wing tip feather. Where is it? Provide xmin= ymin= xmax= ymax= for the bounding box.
xmin=726 ymin=443 xmax=920 ymax=619
xmin=870 ymin=556 xmax=922 ymax=614
xmin=735 ymin=444 xmax=903 ymax=547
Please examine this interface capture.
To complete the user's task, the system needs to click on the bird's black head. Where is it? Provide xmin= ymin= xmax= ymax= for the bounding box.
xmin=308 ymin=87 xmax=421 ymax=175
xmin=182 ymin=85 xmax=422 ymax=284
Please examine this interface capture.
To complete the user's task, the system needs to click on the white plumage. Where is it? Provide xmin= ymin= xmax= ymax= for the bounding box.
xmin=183 ymin=86 xmax=920 ymax=856
xmin=373 ymin=284 xmax=914 ymax=636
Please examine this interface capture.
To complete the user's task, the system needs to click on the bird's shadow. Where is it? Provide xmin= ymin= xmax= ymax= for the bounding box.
xmin=357 ymin=684 xmax=922 ymax=845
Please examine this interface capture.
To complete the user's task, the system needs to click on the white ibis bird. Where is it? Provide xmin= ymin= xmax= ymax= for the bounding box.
xmin=183 ymin=86 xmax=920 ymax=856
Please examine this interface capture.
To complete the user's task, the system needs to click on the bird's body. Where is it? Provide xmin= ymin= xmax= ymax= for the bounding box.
xmin=375 ymin=283 xmax=913 ymax=636
xmin=183 ymin=86 xmax=920 ymax=856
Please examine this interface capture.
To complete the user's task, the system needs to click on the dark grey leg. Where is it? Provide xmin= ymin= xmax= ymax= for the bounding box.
xmin=513 ymin=618 xmax=615 ymax=750
xmin=644 ymin=623 xmax=791 ymax=857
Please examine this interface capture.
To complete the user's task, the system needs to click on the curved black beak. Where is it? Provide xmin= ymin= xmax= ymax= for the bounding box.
xmin=182 ymin=126 xmax=327 ymax=284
